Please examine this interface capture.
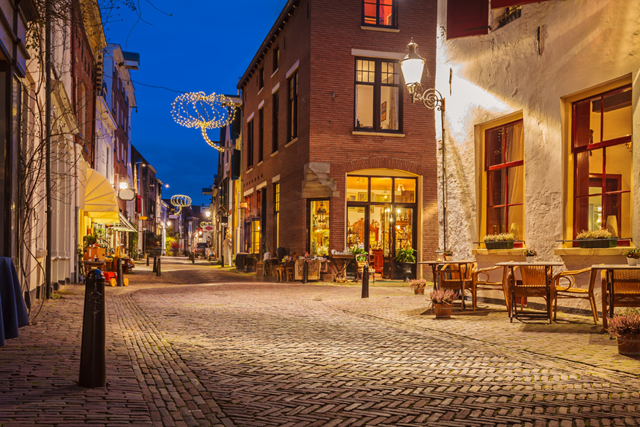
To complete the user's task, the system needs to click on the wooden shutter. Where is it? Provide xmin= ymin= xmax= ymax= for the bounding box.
xmin=447 ymin=0 xmax=489 ymax=39
xmin=491 ymin=0 xmax=549 ymax=8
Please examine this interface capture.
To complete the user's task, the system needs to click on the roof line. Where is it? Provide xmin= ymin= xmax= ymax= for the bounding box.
xmin=237 ymin=0 xmax=302 ymax=90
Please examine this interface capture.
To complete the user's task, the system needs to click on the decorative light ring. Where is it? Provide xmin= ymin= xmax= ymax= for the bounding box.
xmin=420 ymin=88 xmax=444 ymax=112
xmin=171 ymin=92 xmax=236 ymax=152
xmin=199 ymin=221 xmax=213 ymax=228
xmin=170 ymin=194 xmax=192 ymax=215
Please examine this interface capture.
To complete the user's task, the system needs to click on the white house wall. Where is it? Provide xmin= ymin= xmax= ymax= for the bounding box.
xmin=435 ymin=0 xmax=640 ymax=311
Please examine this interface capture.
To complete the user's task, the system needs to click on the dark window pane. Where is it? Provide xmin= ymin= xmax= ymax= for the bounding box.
xmin=602 ymin=88 xmax=632 ymax=141
xmin=505 ymin=122 xmax=523 ymax=163
xmin=487 ymin=169 xmax=506 ymax=207
xmin=486 ymin=127 xmax=503 ymax=167
xmin=507 ymin=165 xmax=524 ymax=204
xmin=487 ymin=207 xmax=506 ymax=235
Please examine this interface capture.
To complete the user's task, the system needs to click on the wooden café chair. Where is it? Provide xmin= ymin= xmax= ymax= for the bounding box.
xmin=552 ymin=266 xmax=600 ymax=324
xmin=471 ymin=265 xmax=511 ymax=312
xmin=256 ymin=261 xmax=265 ymax=277
xmin=509 ymin=265 xmax=556 ymax=323
xmin=436 ymin=263 xmax=477 ymax=308
xmin=602 ymin=269 xmax=640 ymax=329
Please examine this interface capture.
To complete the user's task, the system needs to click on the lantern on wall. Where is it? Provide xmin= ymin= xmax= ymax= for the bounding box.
xmin=315 ymin=202 xmax=327 ymax=226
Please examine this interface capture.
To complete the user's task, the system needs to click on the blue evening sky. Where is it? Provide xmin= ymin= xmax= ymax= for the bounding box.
xmin=103 ymin=0 xmax=284 ymax=206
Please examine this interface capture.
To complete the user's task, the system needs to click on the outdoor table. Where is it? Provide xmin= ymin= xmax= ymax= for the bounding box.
xmin=591 ymin=264 xmax=640 ymax=331
xmin=83 ymin=260 xmax=107 ymax=276
xmin=440 ymin=260 xmax=475 ymax=309
xmin=0 ymin=257 xmax=30 ymax=347
xmin=294 ymin=259 xmax=321 ymax=281
xmin=330 ymin=254 xmax=354 ymax=283
xmin=418 ymin=261 xmax=444 ymax=290
xmin=496 ymin=261 xmax=564 ymax=324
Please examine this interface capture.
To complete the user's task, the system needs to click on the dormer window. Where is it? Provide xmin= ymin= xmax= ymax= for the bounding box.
xmin=363 ymin=0 xmax=397 ymax=28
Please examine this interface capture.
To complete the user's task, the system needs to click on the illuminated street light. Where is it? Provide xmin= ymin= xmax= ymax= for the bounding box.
xmin=205 ymin=211 xmax=211 ymax=218
xmin=400 ymin=38 xmax=448 ymax=251
xmin=167 ymin=221 xmax=172 ymax=226
xmin=119 ymin=182 xmax=128 ymax=190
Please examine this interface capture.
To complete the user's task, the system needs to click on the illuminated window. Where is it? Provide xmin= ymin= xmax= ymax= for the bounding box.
xmin=572 ymin=85 xmax=632 ymax=240
xmin=355 ymin=59 xmax=401 ymax=133
xmin=251 ymin=220 xmax=260 ymax=254
xmin=363 ymin=0 xmax=396 ymax=28
xmin=485 ymin=120 xmax=524 ymax=239
xmin=309 ymin=200 xmax=329 ymax=256
xmin=274 ymin=183 xmax=280 ymax=248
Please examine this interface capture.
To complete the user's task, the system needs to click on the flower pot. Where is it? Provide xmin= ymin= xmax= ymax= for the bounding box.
xmin=627 ymin=258 xmax=638 ymax=266
xmin=617 ymin=335 xmax=640 ymax=356
xmin=526 ymin=256 xmax=535 ymax=263
xmin=485 ymin=241 xmax=514 ymax=250
xmin=577 ymin=238 xmax=617 ymax=249
xmin=414 ymin=288 xmax=425 ymax=295
xmin=393 ymin=262 xmax=416 ymax=280
xmin=433 ymin=303 xmax=452 ymax=319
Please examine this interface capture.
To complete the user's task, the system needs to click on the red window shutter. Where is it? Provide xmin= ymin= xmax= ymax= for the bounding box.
xmin=492 ymin=0 xmax=550 ymax=8
xmin=447 ymin=0 xmax=490 ymax=39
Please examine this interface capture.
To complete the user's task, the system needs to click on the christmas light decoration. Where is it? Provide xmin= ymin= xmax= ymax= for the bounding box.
xmin=170 ymin=194 xmax=192 ymax=215
xmin=171 ymin=92 xmax=237 ymax=152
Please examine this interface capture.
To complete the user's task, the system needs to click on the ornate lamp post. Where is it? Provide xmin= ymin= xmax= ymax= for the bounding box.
xmin=400 ymin=38 xmax=448 ymax=251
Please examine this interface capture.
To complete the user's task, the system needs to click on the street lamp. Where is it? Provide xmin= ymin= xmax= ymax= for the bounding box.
xmin=205 ymin=210 xmax=211 ymax=218
xmin=119 ymin=182 xmax=128 ymax=190
xmin=400 ymin=38 xmax=448 ymax=251
xmin=167 ymin=220 xmax=172 ymax=226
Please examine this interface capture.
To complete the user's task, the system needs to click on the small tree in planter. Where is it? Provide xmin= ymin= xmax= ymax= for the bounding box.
xmin=409 ymin=279 xmax=427 ymax=295
xmin=443 ymin=250 xmax=453 ymax=261
xmin=575 ymin=229 xmax=616 ymax=248
xmin=607 ymin=309 xmax=640 ymax=356
xmin=430 ymin=289 xmax=456 ymax=319
xmin=624 ymin=249 xmax=640 ymax=266
xmin=394 ymin=248 xmax=416 ymax=280
xmin=483 ymin=233 xmax=515 ymax=250
xmin=523 ymin=249 xmax=537 ymax=263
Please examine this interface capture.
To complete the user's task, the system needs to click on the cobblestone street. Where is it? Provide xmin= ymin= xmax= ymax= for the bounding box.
xmin=2 ymin=257 xmax=640 ymax=426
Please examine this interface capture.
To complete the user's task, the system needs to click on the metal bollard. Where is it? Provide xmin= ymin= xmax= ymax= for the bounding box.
xmin=156 ymin=257 xmax=161 ymax=277
xmin=221 ymin=254 xmax=224 ymax=268
xmin=79 ymin=269 xmax=106 ymax=388
xmin=302 ymin=261 xmax=309 ymax=284
xmin=146 ymin=254 xmax=149 ymax=266
xmin=362 ymin=264 xmax=370 ymax=298
xmin=153 ymin=256 xmax=157 ymax=273
xmin=116 ymin=258 xmax=124 ymax=287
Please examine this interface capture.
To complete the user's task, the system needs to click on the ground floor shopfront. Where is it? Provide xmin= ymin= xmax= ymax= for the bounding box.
xmin=240 ymin=162 xmax=438 ymax=280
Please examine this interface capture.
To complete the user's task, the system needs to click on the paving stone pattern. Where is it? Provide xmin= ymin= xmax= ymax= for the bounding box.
xmin=1 ymin=257 xmax=640 ymax=426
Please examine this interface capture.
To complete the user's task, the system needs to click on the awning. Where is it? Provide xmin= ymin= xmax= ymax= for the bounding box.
xmin=84 ymin=167 xmax=119 ymax=223
xmin=109 ymin=212 xmax=137 ymax=233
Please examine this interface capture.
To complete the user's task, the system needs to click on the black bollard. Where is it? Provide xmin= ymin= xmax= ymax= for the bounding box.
xmin=146 ymin=253 xmax=149 ymax=266
xmin=362 ymin=264 xmax=370 ymax=298
xmin=153 ymin=256 xmax=157 ymax=273
xmin=156 ymin=257 xmax=162 ymax=277
xmin=116 ymin=258 xmax=124 ymax=287
xmin=79 ymin=269 xmax=106 ymax=388
xmin=221 ymin=254 xmax=224 ymax=268
xmin=302 ymin=261 xmax=309 ymax=284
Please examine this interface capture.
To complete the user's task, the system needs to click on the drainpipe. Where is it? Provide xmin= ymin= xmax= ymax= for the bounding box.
xmin=45 ymin=0 xmax=52 ymax=298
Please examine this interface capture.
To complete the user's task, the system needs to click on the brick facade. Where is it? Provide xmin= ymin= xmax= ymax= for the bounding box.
xmin=238 ymin=0 xmax=438 ymax=276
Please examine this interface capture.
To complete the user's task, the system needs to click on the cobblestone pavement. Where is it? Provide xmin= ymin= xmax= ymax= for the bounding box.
xmin=1 ymin=256 xmax=640 ymax=426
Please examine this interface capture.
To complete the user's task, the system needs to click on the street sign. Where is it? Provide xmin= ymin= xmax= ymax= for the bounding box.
xmin=119 ymin=188 xmax=135 ymax=201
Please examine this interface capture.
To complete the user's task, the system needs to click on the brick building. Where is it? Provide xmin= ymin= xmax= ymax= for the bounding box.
xmin=238 ymin=0 xmax=438 ymax=279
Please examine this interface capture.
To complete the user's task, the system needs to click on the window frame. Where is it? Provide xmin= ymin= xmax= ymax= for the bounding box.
xmin=570 ymin=84 xmax=632 ymax=241
xmin=273 ymin=45 xmax=280 ymax=73
xmin=274 ymin=183 xmax=280 ymax=249
xmin=484 ymin=119 xmax=524 ymax=237
xmin=362 ymin=0 xmax=398 ymax=29
xmin=246 ymin=119 xmax=254 ymax=169
xmin=258 ymin=107 xmax=264 ymax=163
xmin=287 ymin=71 xmax=298 ymax=141
xmin=258 ymin=67 xmax=264 ymax=91
xmin=272 ymin=91 xmax=279 ymax=153
xmin=353 ymin=57 xmax=403 ymax=134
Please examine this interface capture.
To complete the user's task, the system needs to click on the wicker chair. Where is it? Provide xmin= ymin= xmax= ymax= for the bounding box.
xmin=602 ymin=269 xmax=640 ymax=329
xmin=356 ymin=255 xmax=375 ymax=283
xmin=436 ymin=263 xmax=477 ymax=308
xmin=552 ymin=267 xmax=600 ymax=324
xmin=256 ymin=261 xmax=265 ymax=277
xmin=471 ymin=265 xmax=511 ymax=312
xmin=510 ymin=265 xmax=556 ymax=323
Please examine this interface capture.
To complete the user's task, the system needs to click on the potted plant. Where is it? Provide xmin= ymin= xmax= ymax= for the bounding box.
xmin=607 ymin=309 xmax=640 ymax=356
xmin=523 ymin=249 xmax=536 ymax=263
xmin=443 ymin=250 xmax=453 ymax=261
xmin=624 ymin=249 xmax=640 ymax=266
xmin=409 ymin=279 xmax=427 ymax=295
xmin=394 ymin=248 xmax=416 ymax=280
xmin=483 ymin=233 xmax=515 ymax=250
xmin=575 ymin=229 xmax=616 ymax=248
xmin=430 ymin=289 xmax=456 ymax=319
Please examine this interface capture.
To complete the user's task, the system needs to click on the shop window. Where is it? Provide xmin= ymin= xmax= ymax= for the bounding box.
xmin=446 ymin=0 xmax=549 ymax=39
xmin=347 ymin=176 xmax=369 ymax=202
xmin=355 ymin=59 xmax=401 ymax=133
xmin=274 ymin=183 xmax=280 ymax=248
xmin=252 ymin=219 xmax=260 ymax=254
xmin=309 ymin=200 xmax=329 ymax=256
xmin=363 ymin=0 xmax=396 ymax=28
xmin=272 ymin=91 xmax=279 ymax=153
xmin=288 ymin=71 xmax=298 ymax=141
xmin=247 ymin=119 xmax=254 ymax=169
xmin=258 ymin=108 xmax=264 ymax=163
xmin=572 ymin=85 xmax=632 ymax=240
xmin=395 ymin=178 xmax=416 ymax=203
xmin=485 ymin=120 xmax=524 ymax=239
xmin=371 ymin=178 xmax=392 ymax=203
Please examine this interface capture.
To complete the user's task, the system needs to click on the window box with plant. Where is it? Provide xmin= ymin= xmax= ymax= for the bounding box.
xmin=483 ymin=233 xmax=515 ymax=250
xmin=409 ymin=279 xmax=427 ymax=295
xmin=393 ymin=247 xmax=416 ymax=280
xmin=443 ymin=250 xmax=453 ymax=261
xmin=430 ymin=289 xmax=455 ymax=319
xmin=607 ymin=309 xmax=640 ymax=356
xmin=575 ymin=229 xmax=617 ymax=248
xmin=624 ymin=249 xmax=640 ymax=266
xmin=523 ymin=249 xmax=536 ymax=263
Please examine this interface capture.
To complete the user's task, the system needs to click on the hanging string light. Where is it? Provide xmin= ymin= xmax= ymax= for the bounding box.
xmin=170 ymin=194 xmax=192 ymax=215
xmin=171 ymin=92 xmax=237 ymax=152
